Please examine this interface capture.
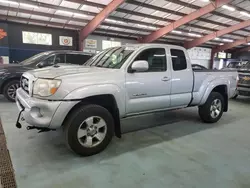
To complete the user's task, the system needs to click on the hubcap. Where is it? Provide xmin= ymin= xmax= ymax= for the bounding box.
xmin=7 ymin=83 xmax=19 ymax=100
xmin=210 ymin=99 xmax=222 ymax=119
xmin=77 ymin=116 xmax=107 ymax=148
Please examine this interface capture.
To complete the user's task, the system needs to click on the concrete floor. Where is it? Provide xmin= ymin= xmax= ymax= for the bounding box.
xmin=1 ymin=96 xmax=250 ymax=188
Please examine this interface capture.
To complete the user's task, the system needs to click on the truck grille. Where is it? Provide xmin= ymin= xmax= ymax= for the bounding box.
xmin=238 ymin=74 xmax=250 ymax=85
xmin=20 ymin=76 xmax=29 ymax=94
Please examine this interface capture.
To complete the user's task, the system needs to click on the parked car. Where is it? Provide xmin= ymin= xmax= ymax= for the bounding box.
xmin=233 ymin=61 xmax=250 ymax=99
xmin=15 ymin=44 xmax=237 ymax=156
xmin=0 ymin=51 xmax=92 ymax=102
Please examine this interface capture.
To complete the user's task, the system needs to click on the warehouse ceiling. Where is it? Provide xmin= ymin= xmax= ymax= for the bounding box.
xmin=0 ymin=0 xmax=250 ymax=50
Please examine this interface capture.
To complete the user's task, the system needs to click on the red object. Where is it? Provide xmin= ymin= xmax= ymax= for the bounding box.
xmin=236 ymin=46 xmax=250 ymax=52
xmin=139 ymin=0 xmax=231 ymax=43
xmin=213 ymin=36 xmax=250 ymax=53
xmin=79 ymin=0 xmax=125 ymax=51
xmin=184 ymin=19 xmax=250 ymax=49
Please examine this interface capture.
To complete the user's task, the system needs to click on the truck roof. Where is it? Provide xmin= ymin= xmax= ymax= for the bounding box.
xmin=44 ymin=50 xmax=93 ymax=55
xmin=121 ymin=43 xmax=186 ymax=50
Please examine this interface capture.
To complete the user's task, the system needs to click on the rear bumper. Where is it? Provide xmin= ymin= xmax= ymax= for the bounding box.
xmin=16 ymin=88 xmax=78 ymax=129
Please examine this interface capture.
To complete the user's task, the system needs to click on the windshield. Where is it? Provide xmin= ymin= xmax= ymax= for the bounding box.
xmin=227 ymin=62 xmax=242 ymax=69
xmin=241 ymin=62 xmax=250 ymax=69
xmin=19 ymin=51 xmax=51 ymax=65
xmin=84 ymin=47 xmax=134 ymax=69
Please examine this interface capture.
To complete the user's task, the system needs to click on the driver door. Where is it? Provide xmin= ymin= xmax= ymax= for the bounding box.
xmin=125 ymin=47 xmax=172 ymax=115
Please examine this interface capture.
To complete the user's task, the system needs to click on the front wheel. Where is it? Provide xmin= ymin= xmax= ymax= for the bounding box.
xmin=3 ymin=80 xmax=20 ymax=102
xmin=63 ymin=104 xmax=114 ymax=156
xmin=199 ymin=92 xmax=225 ymax=123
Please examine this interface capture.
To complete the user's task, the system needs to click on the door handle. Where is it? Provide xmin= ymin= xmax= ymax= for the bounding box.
xmin=162 ymin=77 xmax=171 ymax=81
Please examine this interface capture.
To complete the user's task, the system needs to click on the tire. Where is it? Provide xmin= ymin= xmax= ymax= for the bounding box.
xmin=3 ymin=80 xmax=20 ymax=102
xmin=63 ymin=104 xmax=114 ymax=156
xmin=199 ymin=92 xmax=225 ymax=123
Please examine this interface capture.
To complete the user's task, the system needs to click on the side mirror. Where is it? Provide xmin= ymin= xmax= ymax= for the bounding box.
xmin=130 ymin=60 xmax=149 ymax=73
xmin=37 ymin=61 xmax=46 ymax=68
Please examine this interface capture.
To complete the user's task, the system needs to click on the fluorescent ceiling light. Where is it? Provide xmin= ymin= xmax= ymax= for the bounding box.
xmin=117 ymin=20 xmax=126 ymax=24
xmin=215 ymin=37 xmax=220 ymax=40
xmin=172 ymin=30 xmax=182 ymax=34
xmin=74 ymin=13 xmax=87 ymax=18
xmin=105 ymin=18 xmax=117 ymax=23
xmin=219 ymin=43 xmax=224 ymax=45
xmin=148 ymin=26 xmax=157 ymax=30
xmin=188 ymin=33 xmax=202 ymax=37
xmin=20 ymin=3 xmax=38 ymax=8
xmin=1 ymin=0 xmax=18 ymax=5
xmin=222 ymin=38 xmax=234 ymax=42
xmin=137 ymin=24 xmax=148 ymax=28
xmin=222 ymin=5 xmax=235 ymax=11
xmin=240 ymin=11 xmax=250 ymax=17
xmin=247 ymin=43 xmax=250 ymax=45
xmin=152 ymin=10 xmax=159 ymax=15
xmin=56 ymin=10 xmax=73 ymax=15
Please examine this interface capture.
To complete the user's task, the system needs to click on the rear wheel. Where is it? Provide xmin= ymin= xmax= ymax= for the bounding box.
xmin=199 ymin=92 xmax=224 ymax=123
xmin=3 ymin=80 xmax=20 ymax=102
xmin=63 ymin=104 xmax=114 ymax=156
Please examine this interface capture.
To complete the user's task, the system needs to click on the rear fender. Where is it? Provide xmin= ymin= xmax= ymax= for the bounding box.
xmin=200 ymin=78 xmax=230 ymax=105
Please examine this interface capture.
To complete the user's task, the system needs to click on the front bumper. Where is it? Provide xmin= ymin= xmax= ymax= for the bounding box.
xmin=237 ymin=86 xmax=250 ymax=96
xmin=16 ymin=88 xmax=79 ymax=129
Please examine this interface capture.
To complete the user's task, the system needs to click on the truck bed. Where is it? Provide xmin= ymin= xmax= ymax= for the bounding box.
xmin=191 ymin=69 xmax=238 ymax=105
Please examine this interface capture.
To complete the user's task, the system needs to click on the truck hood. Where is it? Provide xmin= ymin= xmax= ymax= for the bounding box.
xmin=28 ymin=64 xmax=115 ymax=79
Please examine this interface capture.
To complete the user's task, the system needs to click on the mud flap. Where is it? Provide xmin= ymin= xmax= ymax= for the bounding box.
xmin=16 ymin=109 xmax=24 ymax=129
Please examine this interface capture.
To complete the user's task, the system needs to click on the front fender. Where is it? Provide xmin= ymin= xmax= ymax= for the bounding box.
xmin=64 ymin=84 xmax=126 ymax=116
xmin=199 ymin=78 xmax=230 ymax=105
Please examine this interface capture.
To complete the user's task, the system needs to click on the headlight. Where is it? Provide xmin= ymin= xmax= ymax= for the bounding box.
xmin=33 ymin=79 xmax=61 ymax=97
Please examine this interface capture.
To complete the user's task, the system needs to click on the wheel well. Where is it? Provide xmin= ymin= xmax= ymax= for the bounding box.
xmin=63 ymin=94 xmax=121 ymax=138
xmin=212 ymin=85 xmax=228 ymax=112
xmin=0 ymin=77 xmax=20 ymax=94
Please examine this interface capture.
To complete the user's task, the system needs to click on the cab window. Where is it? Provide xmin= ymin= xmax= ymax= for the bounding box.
xmin=134 ymin=48 xmax=167 ymax=72
xmin=171 ymin=49 xmax=187 ymax=71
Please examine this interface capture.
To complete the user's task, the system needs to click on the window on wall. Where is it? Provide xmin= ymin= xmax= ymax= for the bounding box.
xmin=22 ymin=31 xmax=52 ymax=45
xmin=102 ymin=40 xmax=121 ymax=50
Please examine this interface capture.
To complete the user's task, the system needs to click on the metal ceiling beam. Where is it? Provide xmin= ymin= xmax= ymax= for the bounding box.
xmin=0 ymin=15 xmax=83 ymax=29
xmin=184 ymin=19 xmax=250 ymax=49
xmin=236 ymin=46 xmax=250 ymax=52
xmin=139 ymin=0 xmax=231 ymax=43
xmin=0 ymin=0 xmax=245 ymax=43
xmin=0 ymin=13 xmax=214 ymax=47
xmin=0 ymin=5 xmax=233 ymax=43
xmin=166 ymin=0 xmax=243 ymax=23
xmin=66 ymin=0 xmax=250 ymax=35
xmin=124 ymin=0 xmax=250 ymax=33
xmin=213 ymin=36 xmax=250 ymax=52
xmin=0 ymin=5 xmax=245 ymax=40
xmin=78 ymin=0 xmax=125 ymax=42
xmin=2 ymin=0 xmax=247 ymax=39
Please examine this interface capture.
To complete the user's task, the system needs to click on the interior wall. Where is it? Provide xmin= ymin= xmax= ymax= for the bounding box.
xmin=0 ymin=22 xmax=9 ymax=64
xmin=187 ymin=47 xmax=212 ymax=68
xmin=232 ymin=51 xmax=250 ymax=60
xmin=83 ymin=34 xmax=137 ymax=53
xmin=0 ymin=21 xmax=78 ymax=63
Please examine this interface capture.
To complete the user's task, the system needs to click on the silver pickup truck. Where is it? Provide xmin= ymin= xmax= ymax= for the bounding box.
xmin=15 ymin=44 xmax=237 ymax=156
